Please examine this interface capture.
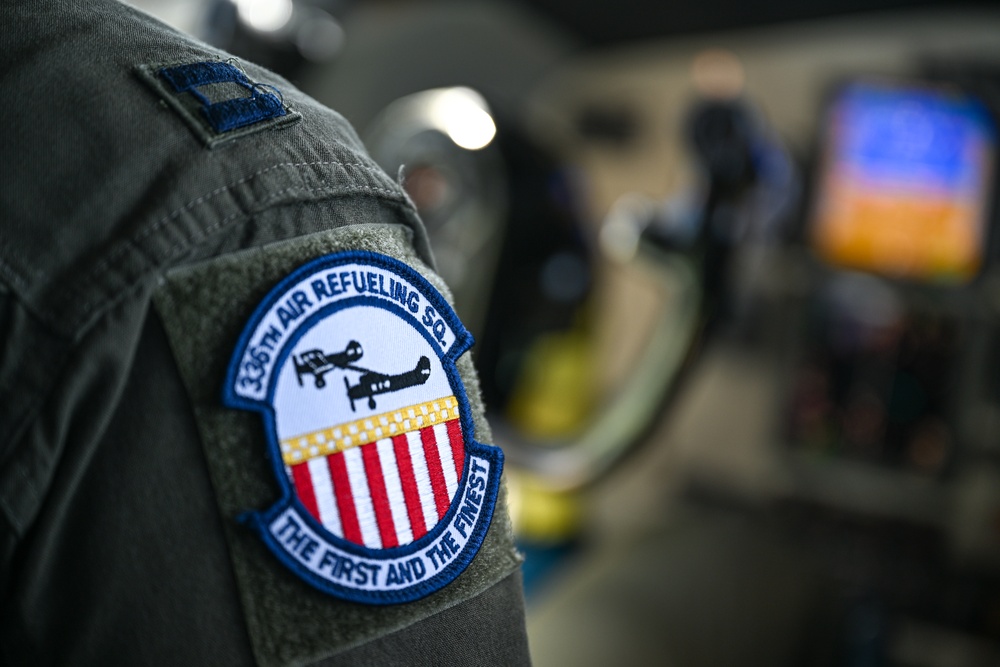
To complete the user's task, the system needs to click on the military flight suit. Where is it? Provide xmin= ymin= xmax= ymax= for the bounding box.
xmin=0 ymin=1 xmax=528 ymax=664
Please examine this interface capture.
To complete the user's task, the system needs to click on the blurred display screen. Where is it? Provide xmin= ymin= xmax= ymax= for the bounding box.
xmin=811 ymin=80 xmax=996 ymax=283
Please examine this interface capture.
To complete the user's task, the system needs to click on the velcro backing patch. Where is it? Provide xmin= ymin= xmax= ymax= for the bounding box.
xmin=223 ymin=250 xmax=505 ymax=605
xmin=152 ymin=225 xmax=521 ymax=665
xmin=137 ymin=60 xmax=301 ymax=147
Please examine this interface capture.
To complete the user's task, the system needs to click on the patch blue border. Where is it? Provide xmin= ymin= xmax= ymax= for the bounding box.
xmin=222 ymin=251 xmax=503 ymax=604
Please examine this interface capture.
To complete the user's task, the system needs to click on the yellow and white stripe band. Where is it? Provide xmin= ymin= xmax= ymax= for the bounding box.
xmin=279 ymin=395 xmax=460 ymax=466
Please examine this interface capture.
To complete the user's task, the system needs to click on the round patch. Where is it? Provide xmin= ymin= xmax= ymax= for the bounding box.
xmin=224 ymin=251 xmax=503 ymax=604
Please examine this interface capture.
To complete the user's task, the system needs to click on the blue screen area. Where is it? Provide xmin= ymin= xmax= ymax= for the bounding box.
xmin=833 ymin=81 xmax=995 ymax=194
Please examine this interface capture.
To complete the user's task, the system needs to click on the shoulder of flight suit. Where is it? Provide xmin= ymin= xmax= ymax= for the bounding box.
xmin=0 ymin=0 xmax=427 ymax=561
xmin=0 ymin=1 xmax=528 ymax=664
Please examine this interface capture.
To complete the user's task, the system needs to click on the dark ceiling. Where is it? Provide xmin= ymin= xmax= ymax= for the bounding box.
xmin=513 ymin=0 xmax=998 ymax=45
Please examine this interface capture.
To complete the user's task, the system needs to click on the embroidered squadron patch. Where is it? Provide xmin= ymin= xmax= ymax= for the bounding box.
xmin=224 ymin=251 xmax=503 ymax=604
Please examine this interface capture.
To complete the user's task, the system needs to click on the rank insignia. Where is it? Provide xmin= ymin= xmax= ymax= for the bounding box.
xmin=224 ymin=251 xmax=504 ymax=604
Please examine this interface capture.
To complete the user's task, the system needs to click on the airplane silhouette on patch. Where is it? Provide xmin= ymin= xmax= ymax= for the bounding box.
xmin=294 ymin=341 xmax=432 ymax=411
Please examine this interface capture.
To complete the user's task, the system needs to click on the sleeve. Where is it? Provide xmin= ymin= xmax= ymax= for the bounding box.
xmin=0 ymin=1 xmax=528 ymax=664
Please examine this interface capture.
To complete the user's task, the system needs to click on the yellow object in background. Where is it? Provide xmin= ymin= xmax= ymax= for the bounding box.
xmin=503 ymin=320 xmax=594 ymax=543
xmin=505 ymin=469 xmax=583 ymax=544
xmin=506 ymin=327 xmax=596 ymax=441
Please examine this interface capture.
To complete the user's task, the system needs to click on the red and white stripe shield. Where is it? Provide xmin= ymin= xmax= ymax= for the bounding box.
xmin=288 ymin=417 xmax=465 ymax=548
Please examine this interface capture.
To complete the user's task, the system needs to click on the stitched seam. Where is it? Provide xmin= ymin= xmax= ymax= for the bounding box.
xmin=0 ymin=255 xmax=30 ymax=289
xmin=84 ymin=160 xmax=392 ymax=283
xmin=165 ymin=182 xmax=404 ymax=260
xmin=0 ymin=275 xmax=145 ymax=537
xmin=73 ymin=181 xmax=405 ymax=325
xmin=63 ymin=160 xmax=401 ymax=315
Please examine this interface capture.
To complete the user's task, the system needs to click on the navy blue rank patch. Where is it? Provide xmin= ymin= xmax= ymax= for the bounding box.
xmin=137 ymin=59 xmax=301 ymax=147
xmin=223 ymin=251 xmax=504 ymax=604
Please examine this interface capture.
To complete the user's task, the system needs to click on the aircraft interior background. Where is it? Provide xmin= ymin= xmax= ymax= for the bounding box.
xmin=129 ymin=0 xmax=1000 ymax=664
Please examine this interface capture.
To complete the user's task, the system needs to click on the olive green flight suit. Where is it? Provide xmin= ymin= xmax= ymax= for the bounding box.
xmin=0 ymin=1 xmax=528 ymax=664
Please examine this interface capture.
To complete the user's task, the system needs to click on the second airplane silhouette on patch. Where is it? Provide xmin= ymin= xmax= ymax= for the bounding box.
xmin=294 ymin=341 xmax=432 ymax=411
